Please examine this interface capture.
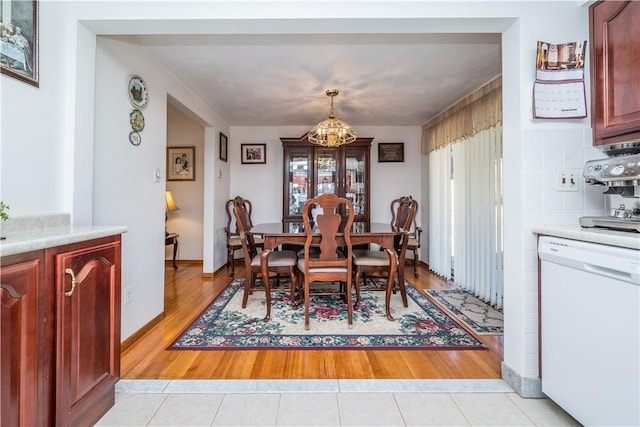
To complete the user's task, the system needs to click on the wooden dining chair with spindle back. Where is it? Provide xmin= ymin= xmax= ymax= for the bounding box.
xmin=232 ymin=196 xmax=298 ymax=309
xmin=297 ymin=193 xmax=355 ymax=330
xmin=352 ymin=195 xmax=417 ymax=309
xmin=225 ymin=197 xmax=263 ymax=277
xmin=390 ymin=196 xmax=422 ymax=276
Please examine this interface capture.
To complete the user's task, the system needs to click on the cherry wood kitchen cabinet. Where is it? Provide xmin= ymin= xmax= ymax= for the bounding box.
xmin=281 ymin=134 xmax=373 ymax=225
xmin=0 ymin=235 xmax=121 ymax=427
xmin=1 ymin=251 xmax=47 ymax=426
xmin=589 ymin=1 xmax=640 ymax=147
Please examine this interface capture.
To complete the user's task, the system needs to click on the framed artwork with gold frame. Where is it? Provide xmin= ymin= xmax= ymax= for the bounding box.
xmin=167 ymin=146 xmax=196 ymax=181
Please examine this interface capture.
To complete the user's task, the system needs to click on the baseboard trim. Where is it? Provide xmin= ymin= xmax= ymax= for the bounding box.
xmin=501 ymin=362 xmax=544 ymax=398
xmin=121 ymin=311 xmax=165 ymax=351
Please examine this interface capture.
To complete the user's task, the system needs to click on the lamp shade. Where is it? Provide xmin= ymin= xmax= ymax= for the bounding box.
xmin=165 ymin=190 xmax=179 ymax=212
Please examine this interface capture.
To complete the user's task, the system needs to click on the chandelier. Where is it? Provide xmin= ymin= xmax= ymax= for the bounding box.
xmin=307 ymin=89 xmax=357 ymax=147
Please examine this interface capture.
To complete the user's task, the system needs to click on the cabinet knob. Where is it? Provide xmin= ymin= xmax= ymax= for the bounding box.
xmin=64 ymin=268 xmax=77 ymax=297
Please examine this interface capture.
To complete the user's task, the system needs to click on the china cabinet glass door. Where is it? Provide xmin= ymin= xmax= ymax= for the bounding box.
xmin=287 ymin=149 xmax=310 ymax=216
xmin=315 ymin=149 xmax=337 ymax=196
xmin=344 ymin=147 xmax=367 ymax=217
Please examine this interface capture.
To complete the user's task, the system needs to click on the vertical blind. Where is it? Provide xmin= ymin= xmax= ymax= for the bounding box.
xmin=452 ymin=125 xmax=503 ymax=308
xmin=424 ymin=76 xmax=503 ymax=308
xmin=428 ymin=145 xmax=452 ymax=279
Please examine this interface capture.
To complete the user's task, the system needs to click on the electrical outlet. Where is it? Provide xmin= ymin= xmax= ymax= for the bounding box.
xmin=125 ymin=286 xmax=133 ymax=304
xmin=556 ymin=169 xmax=579 ymax=192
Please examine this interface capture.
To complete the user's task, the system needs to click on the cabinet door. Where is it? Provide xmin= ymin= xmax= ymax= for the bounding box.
xmin=285 ymin=147 xmax=311 ymax=219
xmin=315 ymin=148 xmax=339 ymax=196
xmin=590 ymin=1 xmax=640 ymax=146
xmin=0 ymin=253 xmax=46 ymax=427
xmin=344 ymin=146 xmax=370 ymax=222
xmin=54 ymin=238 xmax=121 ymax=427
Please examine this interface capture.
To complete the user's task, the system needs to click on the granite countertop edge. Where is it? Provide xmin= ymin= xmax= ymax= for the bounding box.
xmin=1 ymin=225 xmax=128 ymax=257
xmin=531 ymin=225 xmax=640 ymax=250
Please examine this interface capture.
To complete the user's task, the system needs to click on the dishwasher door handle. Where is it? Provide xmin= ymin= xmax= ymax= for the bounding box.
xmin=584 ymin=262 xmax=633 ymax=282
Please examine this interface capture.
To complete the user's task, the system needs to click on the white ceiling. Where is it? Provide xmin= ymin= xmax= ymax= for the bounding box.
xmin=111 ymin=33 xmax=502 ymax=127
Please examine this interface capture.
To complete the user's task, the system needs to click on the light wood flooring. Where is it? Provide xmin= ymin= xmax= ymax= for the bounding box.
xmin=120 ymin=261 xmax=503 ymax=380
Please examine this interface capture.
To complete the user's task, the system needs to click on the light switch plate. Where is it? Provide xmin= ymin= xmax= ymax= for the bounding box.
xmin=153 ymin=168 xmax=162 ymax=183
xmin=556 ymin=169 xmax=579 ymax=192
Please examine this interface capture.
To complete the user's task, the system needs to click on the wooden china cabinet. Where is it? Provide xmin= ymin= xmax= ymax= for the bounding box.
xmin=281 ymin=134 xmax=373 ymax=225
xmin=589 ymin=1 xmax=640 ymax=147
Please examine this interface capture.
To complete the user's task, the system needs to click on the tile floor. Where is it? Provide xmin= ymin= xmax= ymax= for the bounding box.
xmin=96 ymin=380 xmax=582 ymax=426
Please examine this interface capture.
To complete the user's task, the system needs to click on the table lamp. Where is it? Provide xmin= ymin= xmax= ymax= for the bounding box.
xmin=165 ymin=190 xmax=180 ymax=235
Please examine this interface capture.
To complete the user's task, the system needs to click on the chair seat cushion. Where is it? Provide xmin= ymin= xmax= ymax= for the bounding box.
xmin=352 ymin=249 xmax=392 ymax=266
xmin=407 ymin=238 xmax=419 ymax=248
xmin=296 ymin=258 xmax=348 ymax=273
xmin=250 ymin=250 xmax=297 ymax=267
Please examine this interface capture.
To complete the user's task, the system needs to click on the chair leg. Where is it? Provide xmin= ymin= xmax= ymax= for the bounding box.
xmin=304 ymin=279 xmax=311 ymax=330
xmin=346 ymin=278 xmax=353 ymax=328
xmin=413 ymin=248 xmax=419 ymax=277
xmin=397 ymin=273 xmax=408 ymax=308
xmin=353 ymin=270 xmax=362 ymax=309
xmin=242 ymin=272 xmax=255 ymax=308
xmin=228 ymin=247 xmax=235 ymax=277
xmin=289 ymin=268 xmax=298 ymax=309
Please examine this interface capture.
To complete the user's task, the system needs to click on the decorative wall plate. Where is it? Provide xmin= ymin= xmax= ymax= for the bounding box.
xmin=129 ymin=131 xmax=142 ymax=146
xmin=130 ymin=109 xmax=145 ymax=132
xmin=128 ymin=74 xmax=149 ymax=109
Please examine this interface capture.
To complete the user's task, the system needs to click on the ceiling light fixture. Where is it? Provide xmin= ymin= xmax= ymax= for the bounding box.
xmin=307 ymin=89 xmax=357 ymax=147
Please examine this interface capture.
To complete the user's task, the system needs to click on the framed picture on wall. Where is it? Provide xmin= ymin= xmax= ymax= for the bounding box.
xmin=219 ymin=132 xmax=228 ymax=162
xmin=378 ymin=143 xmax=404 ymax=162
xmin=0 ymin=0 xmax=39 ymax=87
xmin=241 ymin=144 xmax=266 ymax=164
xmin=167 ymin=146 xmax=196 ymax=181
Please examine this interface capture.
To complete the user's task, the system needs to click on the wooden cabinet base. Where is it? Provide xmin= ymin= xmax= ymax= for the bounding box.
xmin=64 ymin=383 xmax=116 ymax=427
xmin=1 ymin=235 xmax=121 ymax=427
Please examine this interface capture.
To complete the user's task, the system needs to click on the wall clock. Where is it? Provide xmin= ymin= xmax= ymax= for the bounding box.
xmin=128 ymin=74 xmax=149 ymax=109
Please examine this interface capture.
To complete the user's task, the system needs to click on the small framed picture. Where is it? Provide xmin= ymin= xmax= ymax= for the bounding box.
xmin=241 ymin=144 xmax=266 ymax=164
xmin=378 ymin=143 xmax=404 ymax=163
xmin=219 ymin=132 xmax=228 ymax=162
xmin=167 ymin=146 xmax=196 ymax=181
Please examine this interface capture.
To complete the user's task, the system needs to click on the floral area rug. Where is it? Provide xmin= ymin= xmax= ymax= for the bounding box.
xmin=168 ymin=277 xmax=486 ymax=350
xmin=425 ymin=289 xmax=504 ymax=335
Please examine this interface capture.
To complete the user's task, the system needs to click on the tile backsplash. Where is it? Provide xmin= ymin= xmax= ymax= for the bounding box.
xmin=522 ymin=127 xmax=607 ymax=228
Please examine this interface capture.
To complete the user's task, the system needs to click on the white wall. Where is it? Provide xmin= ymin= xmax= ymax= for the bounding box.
xmin=92 ymin=36 xmax=227 ymax=339
xmin=0 ymin=0 xmax=595 ymax=393
xmin=166 ymin=104 xmax=205 ymax=261
xmin=499 ymin=1 xmax=593 ymax=395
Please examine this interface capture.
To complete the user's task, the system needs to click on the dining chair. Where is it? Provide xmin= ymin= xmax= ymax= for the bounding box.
xmin=352 ymin=196 xmax=417 ymax=309
xmin=225 ymin=197 xmax=263 ymax=277
xmin=390 ymin=196 xmax=422 ymax=276
xmin=297 ymin=193 xmax=355 ymax=330
xmin=232 ymin=196 xmax=298 ymax=309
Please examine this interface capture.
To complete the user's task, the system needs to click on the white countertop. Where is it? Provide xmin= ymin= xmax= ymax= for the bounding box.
xmin=531 ymin=225 xmax=639 ymax=250
xmin=0 ymin=225 xmax=127 ymax=257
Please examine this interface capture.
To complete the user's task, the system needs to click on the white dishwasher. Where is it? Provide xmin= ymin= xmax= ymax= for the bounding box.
xmin=538 ymin=236 xmax=640 ymax=427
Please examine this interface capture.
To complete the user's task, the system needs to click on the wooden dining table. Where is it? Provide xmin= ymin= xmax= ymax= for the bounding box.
xmin=247 ymin=222 xmax=407 ymax=322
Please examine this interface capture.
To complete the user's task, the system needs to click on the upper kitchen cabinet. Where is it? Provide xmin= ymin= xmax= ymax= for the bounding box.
xmin=590 ymin=1 xmax=640 ymax=148
xmin=281 ymin=134 xmax=372 ymax=225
